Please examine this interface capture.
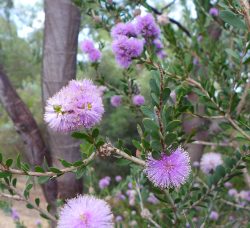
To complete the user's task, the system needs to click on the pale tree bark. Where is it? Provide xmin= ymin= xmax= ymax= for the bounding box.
xmin=42 ymin=0 xmax=82 ymax=199
xmin=0 ymin=64 xmax=57 ymax=216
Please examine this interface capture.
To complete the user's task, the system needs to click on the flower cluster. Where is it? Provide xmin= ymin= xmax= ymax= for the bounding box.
xmin=58 ymin=195 xmax=114 ymax=228
xmin=144 ymin=147 xmax=191 ymax=188
xmin=81 ymin=39 xmax=102 ymax=62
xmin=111 ymin=13 xmax=164 ymax=68
xmin=136 ymin=14 xmax=160 ymax=40
xmin=112 ymin=36 xmax=144 ymax=68
xmin=44 ymin=79 xmax=104 ymax=132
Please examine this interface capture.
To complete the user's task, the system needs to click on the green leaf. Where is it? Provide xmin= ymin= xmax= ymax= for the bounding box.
xmin=165 ymin=133 xmax=177 ymax=145
xmin=116 ymin=159 xmax=132 ymax=166
xmin=49 ymin=167 xmax=62 ymax=174
xmin=143 ymin=118 xmax=158 ymax=132
xmin=35 ymin=198 xmax=40 ymax=207
xmin=5 ymin=159 xmax=13 ymax=167
xmin=92 ymin=128 xmax=99 ymax=138
xmin=59 ymin=159 xmax=72 ymax=167
xmin=150 ymin=78 xmax=160 ymax=95
xmin=24 ymin=184 xmax=33 ymax=199
xmin=71 ymin=132 xmax=93 ymax=143
xmin=132 ymin=140 xmax=142 ymax=150
xmin=26 ymin=203 xmax=34 ymax=209
xmin=16 ymin=154 xmax=21 ymax=169
xmin=140 ymin=106 xmax=155 ymax=119
xmin=162 ymin=88 xmax=171 ymax=103
xmin=0 ymin=172 xmax=11 ymax=178
xmin=35 ymin=166 xmax=45 ymax=173
xmin=37 ymin=176 xmax=50 ymax=184
xmin=75 ymin=165 xmax=86 ymax=179
xmin=220 ymin=10 xmax=246 ymax=30
xmin=166 ymin=120 xmax=181 ymax=131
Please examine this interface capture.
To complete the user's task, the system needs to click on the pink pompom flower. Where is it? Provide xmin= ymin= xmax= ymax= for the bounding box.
xmin=144 ymin=147 xmax=191 ymax=188
xmin=58 ymin=195 xmax=114 ymax=228
xmin=132 ymin=95 xmax=145 ymax=106
xmin=44 ymin=79 xmax=104 ymax=132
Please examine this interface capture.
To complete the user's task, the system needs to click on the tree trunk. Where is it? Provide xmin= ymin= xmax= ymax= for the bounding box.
xmin=42 ymin=0 xmax=82 ymax=199
xmin=0 ymin=64 xmax=57 ymax=216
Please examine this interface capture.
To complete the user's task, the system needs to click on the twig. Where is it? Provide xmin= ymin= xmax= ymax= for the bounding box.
xmin=220 ymin=199 xmax=250 ymax=211
xmin=110 ymin=144 xmax=146 ymax=166
xmin=142 ymin=2 xmax=191 ymax=37
xmin=236 ymin=76 xmax=250 ymax=115
xmin=3 ymin=184 xmax=57 ymax=222
xmin=135 ymin=180 xmax=161 ymax=228
xmin=239 ymin=0 xmax=250 ymax=32
xmin=0 ymin=152 xmax=96 ymax=177
xmin=0 ymin=192 xmax=24 ymax=201
xmin=191 ymin=140 xmax=234 ymax=147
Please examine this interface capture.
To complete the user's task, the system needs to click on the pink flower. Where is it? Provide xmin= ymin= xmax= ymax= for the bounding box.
xmin=200 ymin=152 xmax=223 ymax=174
xmin=99 ymin=176 xmax=111 ymax=189
xmin=132 ymin=95 xmax=145 ymax=106
xmin=44 ymin=79 xmax=104 ymax=132
xmin=58 ymin=195 xmax=114 ymax=228
xmin=110 ymin=95 xmax=122 ymax=107
xmin=144 ymin=147 xmax=191 ymax=188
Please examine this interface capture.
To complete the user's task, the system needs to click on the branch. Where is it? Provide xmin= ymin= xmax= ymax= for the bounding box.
xmin=142 ymin=2 xmax=191 ymax=37
xmin=0 ymin=143 xmax=146 ymax=178
xmin=100 ymin=143 xmax=146 ymax=166
xmin=0 ymin=192 xmax=24 ymax=201
xmin=191 ymin=140 xmax=234 ymax=147
xmin=239 ymin=0 xmax=250 ymax=32
xmin=0 ymin=152 xmax=96 ymax=177
xmin=2 ymin=184 xmax=57 ymax=222
xmin=220 ymin=199 xmax=250 ymax=211
xmin=236 ymin=76 xmax=250 ymax=115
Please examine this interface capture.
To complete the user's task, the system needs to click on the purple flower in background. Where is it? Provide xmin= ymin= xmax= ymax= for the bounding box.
xmin=144 ymin=147 xmax=191 ymax=188
xmin=44 ymin=79 xmax=104 ymax=132
xmin=112 ymin=36 xmax=144 ymax=68
xmin=58 ymin=195 xmax=113 ymax=228
xmin=153 ymin=39 xmax=164 ymax=50
xmin=147 ymin=193 xmax=159 ymax=205
xmin=239 ymin=190 xmax=250 ymax=201
xmin=99 ymin=176 xmax=111 ymax=189
xmin=209 ymin=8 xmax=219 ymax=17
xmin=115 ymin=192 xmax=126 ymax=201
xmin=224 ymin=182 xmax=232 ymax=188
xmin=209 ymin=211 xmax=219 ymax=221
xmin=97 ymin=86 xmax=108 ymax=96
xmin=81 ymin=39 xmax=95 ymax=52
xmin=132 ymin=95 xmax=145 ymax=106
xmin=200 ymin=152 xmax=223 ymax=174
xmin=111 ymin=22 xmax=137 ymax=38
xmin=228 ymin=188 xmax=238 ymax=197
xmin=115 ymin=215 xmax=123 ymax=222
xmin=128 ymin=182 xmax=133 ymax=189
xmin=88 ymin=49 xmax=102 ymax=62
xmin=126 ymin=189 xmax=137 ymax=206
xmin=153 ymin=39 xmax=166 ymax=59
xmin=136 ymin=14 xmax=160 ymax=39
xmin=197 ymin=35 xmax=203 ymax=42
xmin=193 ymin=57 xmax=199 ymax=66
xmin=80 ymin=39 xmax=102 ymax=62
xmin=157 ymin=50 xmax=167 ymax=59
xmin=35 ymin=220 xmax=42 ymax=226
xmin=192 ymin=161 xmax=200 ymax=168
xmin=110 ymin=95 xmax=122 ymax=107
xmin=11 ymin=208 xmax=19 ymax=221
xmin=115 ymin=176 xmax=122 ymax=182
